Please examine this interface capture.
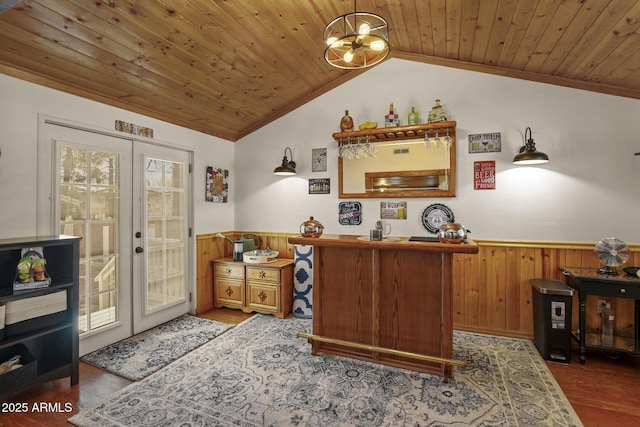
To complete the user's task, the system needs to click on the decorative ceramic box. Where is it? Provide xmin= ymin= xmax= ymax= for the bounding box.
xmin=4 ymin=290 xmax=67 ymax=337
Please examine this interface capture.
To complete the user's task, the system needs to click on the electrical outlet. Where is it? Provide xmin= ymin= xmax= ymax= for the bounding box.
xmin=597 ymin=299 xmax=607 ymax=314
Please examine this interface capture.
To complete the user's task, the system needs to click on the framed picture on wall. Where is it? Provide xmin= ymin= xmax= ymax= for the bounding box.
xmin=205 ymin=166 xmax=228 ymax=202
xmin=309 ymin=178 xmax=330 ymax=194
xmin=469 ymin=132 xmax=501 ymax=153
xmin=380 ymin=201 xmax=407 ymax=219
xmin=312 ymin=148 xmax=327 ymax=172
xmin=474 ymin=160 xmax=496 ymax=190
xmin=338 ymin=201 xmax=362 ymax=225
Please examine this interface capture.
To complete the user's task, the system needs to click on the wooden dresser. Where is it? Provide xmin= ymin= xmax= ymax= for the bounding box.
xmin=212 ymin=257 xmax=293 ymax=318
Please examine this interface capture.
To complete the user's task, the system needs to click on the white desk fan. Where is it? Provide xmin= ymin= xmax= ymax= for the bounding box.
xmin=594 ymin=237 xmax=630 ymax=275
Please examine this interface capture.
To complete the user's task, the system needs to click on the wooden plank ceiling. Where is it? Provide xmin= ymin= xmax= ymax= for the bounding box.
xmin=0 ymin=0 xmax=638 ymax=141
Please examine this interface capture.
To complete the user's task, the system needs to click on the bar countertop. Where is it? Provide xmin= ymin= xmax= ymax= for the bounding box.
xmin=288 ymin=233 xmax=479 ymax=254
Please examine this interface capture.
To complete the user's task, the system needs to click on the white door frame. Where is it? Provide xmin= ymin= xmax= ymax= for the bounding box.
xmin=37 ymin=115 xmax=195 ymax=354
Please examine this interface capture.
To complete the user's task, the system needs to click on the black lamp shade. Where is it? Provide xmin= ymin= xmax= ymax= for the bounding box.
xmin=513 ymin=127 xmax=549 ymax=165
xmin=274 ymin=147 xmax=296 ymax=175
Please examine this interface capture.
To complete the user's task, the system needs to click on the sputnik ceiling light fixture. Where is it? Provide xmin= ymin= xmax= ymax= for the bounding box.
xmin=323 ymin=0 xmax=390 ymax=69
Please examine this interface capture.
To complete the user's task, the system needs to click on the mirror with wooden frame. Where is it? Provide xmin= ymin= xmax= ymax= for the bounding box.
xmin=335 ymin=121 xmax=456 ymax=198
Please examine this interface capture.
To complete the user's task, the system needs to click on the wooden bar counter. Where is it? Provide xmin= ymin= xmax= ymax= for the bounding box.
xmin=287 ymin=234 xmax=478 ymax=381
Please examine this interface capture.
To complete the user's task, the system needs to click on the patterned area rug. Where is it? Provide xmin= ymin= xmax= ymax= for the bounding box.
xmin=81 ymin=315 xmax=234 ymax=381
xmin=71 ymin=315 xmax=582 ymax=426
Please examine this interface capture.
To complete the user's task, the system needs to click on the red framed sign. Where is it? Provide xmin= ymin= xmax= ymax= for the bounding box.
xmin=474 ymin=161 xmax=495 ymax=190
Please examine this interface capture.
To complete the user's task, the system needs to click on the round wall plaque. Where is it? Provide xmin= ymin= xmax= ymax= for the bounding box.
xmin=421 ymin=203 xmax=454 ymax=234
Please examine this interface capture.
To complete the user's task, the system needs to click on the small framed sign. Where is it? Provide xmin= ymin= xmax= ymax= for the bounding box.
xmin=338 ymin=201 xmax=362 ymax=225
xmin=312 ymin=148 xmax=327 ymax=172
xmin=205 ymin=166 xmax=229 ymax=202
xmin=115 ymin=120 xmax=154 ymax=138
xmin=309 ymin=178 xmax=330 ymax=194
xmin=474 ymin=160 xmax=496 ymax=190
xmin=469 ymin=132 xmax=501 ymax=153
xmin=380 ymin=201 xmax=407 ymax=220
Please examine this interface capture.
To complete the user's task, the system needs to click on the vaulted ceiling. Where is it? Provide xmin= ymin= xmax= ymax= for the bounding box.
xmin=0 ymin=1 xmax=638 ymax=141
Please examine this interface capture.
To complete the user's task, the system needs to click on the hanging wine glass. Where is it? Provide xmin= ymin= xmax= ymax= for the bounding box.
xmin=365 ymin=141 xmax=377 ymax=157
xmin=443 ymin=128 xmax=452 ymax=147
xmin=362 ymin=136 xmax=376 ymax=158
xmin=432 ymin=129 xmax=441 ymax=147
xmin=424 ymin=130 xmax=432 ymax=148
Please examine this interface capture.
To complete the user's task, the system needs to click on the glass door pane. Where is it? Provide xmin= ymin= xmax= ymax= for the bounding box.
xmin=144 ymin=158 xmax=186 ymax=313
xmin=59 ymin=144 xmax=120 ymax=334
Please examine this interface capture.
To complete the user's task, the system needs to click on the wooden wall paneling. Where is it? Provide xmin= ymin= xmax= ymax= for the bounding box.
xmin=513 ymin=246 xmax=541 ymax=335
xmin=197 ymin=235 xmax=640 ymax=339
xmin=541 ymin=247 xmax=560 ymax=280
xmin=195 ymin=232 xmax=232 ymax=314
xmin=451 ymin=241 xmax=639 ymax=339
xmin=465 ymin=252 xmax=481 ymax=327
xmin=240 ymin=232 xmax=296 ymax=258
xmin=503 ymin=247 xmax=518 ymax=333
xmin=488 ymin=246 xmax=507 ymax=332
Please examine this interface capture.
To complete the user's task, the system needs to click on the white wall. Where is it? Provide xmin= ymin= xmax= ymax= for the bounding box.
xmin=2 ymin=58 xmax=640 ymax=246
xmin=235 ymin=59 xmax=640 ymax=244
xmin=0 ymin=73 xmax=235 ymax=239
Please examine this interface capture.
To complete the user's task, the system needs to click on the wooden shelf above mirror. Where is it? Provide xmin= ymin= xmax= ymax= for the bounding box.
xmin=335 ymin=121 xmax=457 ymax=199
xmin=332 ymin=121 xmax=456 ymax=143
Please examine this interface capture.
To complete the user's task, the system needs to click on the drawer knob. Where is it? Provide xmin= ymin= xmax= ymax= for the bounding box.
xmin=225 ymin=286 xmax=234 ymax=297
xmin=620 ymin=288 xmax=626 ymax=294
xmin=259 ymin=271 xmax=267 ymax=279
xmin=226 ymin=267 xmax=232 ymax=275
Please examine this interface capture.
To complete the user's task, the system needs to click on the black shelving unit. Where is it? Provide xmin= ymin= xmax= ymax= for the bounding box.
xmin=0 ymin=235 xmax=80 ymax=401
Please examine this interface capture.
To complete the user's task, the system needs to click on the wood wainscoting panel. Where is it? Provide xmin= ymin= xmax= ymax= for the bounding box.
xmin=198 ymin=234 xmax=640 ymax=338
xmin=196 ymin=233 xmax=231 ymax=314
xmin=454 ymin=240 xmax=640 ymax=339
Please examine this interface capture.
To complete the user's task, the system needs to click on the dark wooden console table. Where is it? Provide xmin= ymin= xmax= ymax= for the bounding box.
xmin=561 ymin=267 xmax=640 ymax=363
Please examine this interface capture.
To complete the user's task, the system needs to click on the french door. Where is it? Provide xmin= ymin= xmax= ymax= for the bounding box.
xmin=38 ymin=120 xmax=192 ymax=355
xmin=132 ymin=143 xmax=190 ymax=334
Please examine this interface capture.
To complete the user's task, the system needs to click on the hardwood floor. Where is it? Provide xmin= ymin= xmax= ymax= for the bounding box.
xmin=1 ymin=308 xmax=639 ymax=426
xmin=546 ymin=344 xmax=640 ymax=427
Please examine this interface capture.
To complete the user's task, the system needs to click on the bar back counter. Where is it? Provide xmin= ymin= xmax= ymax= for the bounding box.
xmin=288 ymin=234 xmax=478 ymax=381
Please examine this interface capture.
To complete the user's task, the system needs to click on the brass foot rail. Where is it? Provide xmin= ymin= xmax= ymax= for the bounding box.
xmin=297 ymin=332 xmax=467 ymax=368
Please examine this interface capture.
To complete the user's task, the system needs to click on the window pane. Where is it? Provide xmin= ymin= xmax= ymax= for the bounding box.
xmin=60 ymin=146 xmax=87 ymax=184
xmin=60 ymin=144 xmax=120 ymax=335
xmin=144 ymin=158 xmax=186 ymax=313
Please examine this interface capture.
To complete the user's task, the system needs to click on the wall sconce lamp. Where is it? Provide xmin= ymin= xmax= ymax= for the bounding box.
xmin=513 ymin=127 xmax=549 ymax=165
xmin=274 ymin=147 xmax=296 ymax=176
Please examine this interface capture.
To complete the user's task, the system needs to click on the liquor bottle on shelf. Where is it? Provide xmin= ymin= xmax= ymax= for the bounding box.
xmin=385 ymin=103 xmax=399 ymax=127
xmin=408 ymin=107 xmax=419 ymax=125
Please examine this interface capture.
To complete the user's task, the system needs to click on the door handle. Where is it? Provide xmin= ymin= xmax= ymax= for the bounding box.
xmin=135 ymin=246 xmax=144 ymax=253
xmin=135 ymin=231 xmax=142 ymax=238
